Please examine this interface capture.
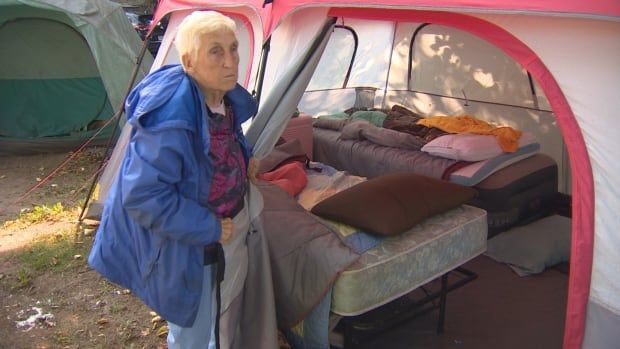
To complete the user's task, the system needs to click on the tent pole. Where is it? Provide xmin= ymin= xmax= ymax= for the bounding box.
xmin=76 ymin=36 xmax=152 ymax=230
xmin=254 ymin=36 xmax=271 ymax=106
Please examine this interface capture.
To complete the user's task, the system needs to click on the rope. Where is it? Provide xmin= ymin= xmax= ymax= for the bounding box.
xmin=3 ymin=119 xmax=114 ymax=212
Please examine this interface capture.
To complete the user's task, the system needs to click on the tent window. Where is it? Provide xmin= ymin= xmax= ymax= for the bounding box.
xmin=408 ymin=24 xmax=539 ymax=109
xmin=306 ymin=26 xmax=356 ymax=90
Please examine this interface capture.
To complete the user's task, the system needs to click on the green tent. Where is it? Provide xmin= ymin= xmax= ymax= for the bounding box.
xmin=0 ymin=0 xmax=153 ymax=155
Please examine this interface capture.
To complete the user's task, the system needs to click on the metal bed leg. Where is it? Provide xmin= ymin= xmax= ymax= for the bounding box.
xmin=437 ymin=273 xmax=448 ymax=334
xmin=343 ymin=321 xmax=356 ymax=349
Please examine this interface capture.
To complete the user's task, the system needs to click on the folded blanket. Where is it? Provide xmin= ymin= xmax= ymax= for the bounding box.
xmin=340 ymin=119 xmax=425 ymax=150
xmin=257 ymin=182 xmax=360 ymax=329
xmin=383 ymin=107 xmax=448 ymax=142
xmin=313 ymin=116 xmax=349 ymax=131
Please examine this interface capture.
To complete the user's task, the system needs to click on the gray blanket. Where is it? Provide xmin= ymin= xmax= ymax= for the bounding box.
xmin=313 ymin=127 xmax=458 ymax=179
xmin=256 ymin=182 xmax=360 ymax=329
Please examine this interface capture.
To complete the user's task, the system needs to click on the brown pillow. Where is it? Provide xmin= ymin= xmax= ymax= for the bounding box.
xmin=310 ymin=173 xmax=478 ymax=236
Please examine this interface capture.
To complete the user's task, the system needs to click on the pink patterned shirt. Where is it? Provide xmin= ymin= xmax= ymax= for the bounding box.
xmin=206 ymin=102 xmax=247 ymax=218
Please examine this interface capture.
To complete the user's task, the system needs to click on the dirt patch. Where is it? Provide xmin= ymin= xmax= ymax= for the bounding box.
xmin=0 ymin=263 xmax=167 ymax=349
xmin=0 ymin=148 xmax=292 ymax=349
xmin=0 ymin=148 xmax=168 ymax=348
xmin=0 ymin=149 xmax=101 ymax=253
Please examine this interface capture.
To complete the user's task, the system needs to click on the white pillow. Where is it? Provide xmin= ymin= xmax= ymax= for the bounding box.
xmin=421 ymin=132 xmax=536 ymax=161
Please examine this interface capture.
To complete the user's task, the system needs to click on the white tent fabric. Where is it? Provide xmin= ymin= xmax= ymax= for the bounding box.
xmin=245 ymin=18 xmax=336 ymax=157
xmin=477 ymin=12 xmax=620 ymax=320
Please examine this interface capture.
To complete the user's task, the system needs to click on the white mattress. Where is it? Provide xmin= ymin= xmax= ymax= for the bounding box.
xmin=331 ymin=204 xmax=488 ymax=316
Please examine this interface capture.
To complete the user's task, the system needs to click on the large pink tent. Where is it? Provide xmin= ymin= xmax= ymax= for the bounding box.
xmin=139 ymin=1 xmax=620 ymax=348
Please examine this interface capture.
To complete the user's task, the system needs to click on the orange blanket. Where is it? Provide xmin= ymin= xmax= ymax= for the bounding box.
xmin=417 ymin=115 xmax=522 ymax=152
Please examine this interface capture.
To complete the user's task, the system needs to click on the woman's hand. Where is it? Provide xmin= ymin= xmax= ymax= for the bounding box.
xmin=248 ymin=156 xmax=260 ymax=184
xmin=219 ymin=218 xmax=234 ymax=244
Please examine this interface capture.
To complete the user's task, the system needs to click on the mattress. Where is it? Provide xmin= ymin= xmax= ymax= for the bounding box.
xmin=469 ymin=153 xmax=558 ymax=236
xmin=331 ymin=204 xmax=488 ymax=316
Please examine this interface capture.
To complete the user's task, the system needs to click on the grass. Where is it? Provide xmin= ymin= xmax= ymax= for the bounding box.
xmin=4 ymin=229 xmax=91 ymax=290
xmin=15 ymin=268 xmax=31 ymax=289
xmin=18 ymin=230 xmax=88 ymax=270
xmin=3 ymin=202 xmax=78 ymax=229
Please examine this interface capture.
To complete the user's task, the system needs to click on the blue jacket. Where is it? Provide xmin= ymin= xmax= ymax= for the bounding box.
xmin=88 ymin=65 xmax=257 ymax=326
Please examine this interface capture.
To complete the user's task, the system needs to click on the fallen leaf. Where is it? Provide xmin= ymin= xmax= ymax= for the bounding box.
xmin=156 ymin=325 xmax=169 ymax=338
xmin=151 ymin=315 xmax=162 ymax=324
xmin=97 ymin=318 xmax=109 ymax=325
xmin=73 ymin=255 xmax=82 ymax=260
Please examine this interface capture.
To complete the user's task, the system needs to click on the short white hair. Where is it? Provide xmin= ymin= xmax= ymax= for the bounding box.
xmin=175 ymin=11 xmax=237 ymax=70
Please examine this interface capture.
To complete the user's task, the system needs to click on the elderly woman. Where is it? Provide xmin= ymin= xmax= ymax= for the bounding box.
xmin=88 ymin=11 xmax=258 ymax=349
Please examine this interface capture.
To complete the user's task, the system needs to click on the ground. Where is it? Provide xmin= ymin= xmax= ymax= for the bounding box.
xmin=0 ymin=148 xmax=168 ymax=348
xmin=0 ymin=148 xmax=292 ymax=349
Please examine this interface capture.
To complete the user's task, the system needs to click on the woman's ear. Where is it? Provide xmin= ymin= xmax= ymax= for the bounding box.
xmin=181 ymin=53 xmax=193 ymax=73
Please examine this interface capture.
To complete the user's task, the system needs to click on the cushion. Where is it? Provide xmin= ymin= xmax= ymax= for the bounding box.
xmin=484 ymin=215 xmax=571 ymax=276
xmin=421 ymin=132 xmax=537 ymax=162
xmin=257 ymin=162 xmax=308 ymax=197
xmin=310 ymin=173 xmax=478 ymax=236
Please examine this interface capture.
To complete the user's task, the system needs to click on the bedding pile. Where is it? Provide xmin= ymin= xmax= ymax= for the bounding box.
xmin=257 ymin=140 xmax=487 ymax=348
xmin=312 ymin=104 xmax=541 ymax=186
xmin=258 ymin=141 xmax=486 ymax=348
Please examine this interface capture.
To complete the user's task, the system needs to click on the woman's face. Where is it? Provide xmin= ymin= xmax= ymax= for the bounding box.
xmin=186 ymin=29 xmax=239 ymax=96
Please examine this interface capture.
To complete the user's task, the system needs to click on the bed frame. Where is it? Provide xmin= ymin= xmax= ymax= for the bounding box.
xmin=326 ymin=204 xmax=487 ymax=348
xmin=333 ymin=267 xmax=478 ymax=348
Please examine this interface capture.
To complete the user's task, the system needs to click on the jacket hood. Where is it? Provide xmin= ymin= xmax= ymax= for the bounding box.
xmin=124 ymin=64 xmax=258 ymax=131
xmin=125 ymin=65 xmax=185 ymax=125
